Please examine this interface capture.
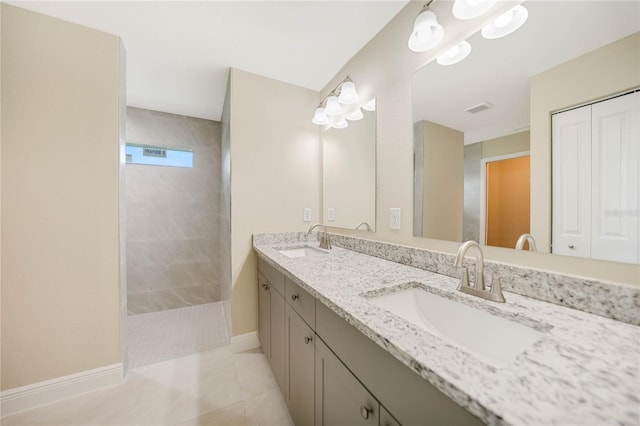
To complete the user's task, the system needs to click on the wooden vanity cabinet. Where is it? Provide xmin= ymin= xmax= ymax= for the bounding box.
xmin=257 ymin=259 xmax=285 ymax=393
xmin=257 ymin=256 xmax=480 ymax=426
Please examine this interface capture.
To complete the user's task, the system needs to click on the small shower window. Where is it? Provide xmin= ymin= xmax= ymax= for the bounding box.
xmin=125 ymin=144 xmax=193 ymax=168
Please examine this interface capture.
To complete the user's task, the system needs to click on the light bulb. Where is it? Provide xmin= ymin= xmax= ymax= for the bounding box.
xmin=437 ymin=41 xmax=471 ymax=66
xmin=408 ymin=9 xmax=444 ymax=52
xmin=481 ymin=5 xmax=528 ymax=39
xmin=362 ymin=99 xmax=376 ymax=112
xmin=338 ymin=81 xmax=359 ymax=105
xmin=333 ymin=117 xmax=349 ymax=129
xmin=346 ymin=108 xmax=363 ymax=121
xmin=452 ymin=0 xmax=497 ymax=20
xmin=324 ymin=95 xmax=343 ymax=116
xmin=312 ymin=107 xmax=328 ymax=125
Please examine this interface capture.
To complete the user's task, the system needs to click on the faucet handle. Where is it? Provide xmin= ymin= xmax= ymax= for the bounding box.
xmin=489 ymin=274 xmax=507 ymax=302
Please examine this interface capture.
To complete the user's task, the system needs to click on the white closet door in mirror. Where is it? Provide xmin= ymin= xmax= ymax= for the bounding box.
xmin=591 ymin=92 xmax=639 ymax=264
xmin=552 ymin=105 xmax=592 ymax=258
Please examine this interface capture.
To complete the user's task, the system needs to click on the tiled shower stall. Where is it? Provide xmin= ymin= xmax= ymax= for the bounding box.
xmin=124 ymin=107 xmax=229 ymax=367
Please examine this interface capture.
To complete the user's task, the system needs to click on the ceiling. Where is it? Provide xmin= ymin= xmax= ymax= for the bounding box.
xmin=412 ymin=1 xmax=640 ymax=145
xmin=9 ymin=0 xmax=409 ymax=121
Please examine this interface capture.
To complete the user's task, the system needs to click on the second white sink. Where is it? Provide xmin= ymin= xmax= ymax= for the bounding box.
xmin=278 ymin=245 xmax=327 ymax=258
xmin=368 ymin=286 xmax=546 ymax=368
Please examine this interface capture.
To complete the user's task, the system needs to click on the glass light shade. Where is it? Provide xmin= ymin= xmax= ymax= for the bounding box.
xmin=362 ymin=99 xmax=376 ymax=112
xmin=481 ymin=5 xmax=528 ymax=39
xmin=324 ymin=95 xmax=343 ymax=116
xmin=452 ymin=0 xmax=497 ymax=20
xmin=338 ymin=81 xmax=359 ymax=105
xmin=312 ymin=107 xmax=329 ymax=125
xmin=346 ymin=108 xmax=363 ymax=121
xmin=437 ymin=41 xmax=471 ymax=65
xmin=408 ymin=10 xmax=444 ymax=52
xmin=333 ymin=117 xmax=349 ymax=129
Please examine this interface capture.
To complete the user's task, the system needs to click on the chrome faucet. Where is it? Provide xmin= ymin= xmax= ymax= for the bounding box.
xmin=454 ymin=241 xmax=505 ymax=303
xmin=355 ymin=222 xmax=372 ymax=231
xmin=515 ymin=233 xmax=537 ymax=251
xmin=307 ymin=223 xmax=332 ymax=250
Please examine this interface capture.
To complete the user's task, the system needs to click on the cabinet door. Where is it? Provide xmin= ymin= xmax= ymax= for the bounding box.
xmin=315 ymin=338 xmax=379 ymax=426
xmin=270 ymin=288 xmax=285 ymax=393
xmin=380 ymin=406 xmax=401 ymax=426
xmin=591 ymin=92 xmax=639 ymax=264
xmin=552 ymin=105 xmax=592 ymax=257
xmin=285 ymin=304 xmax=315 ymax=426
xmin=258 ymin=272 xmax=270 ymax=357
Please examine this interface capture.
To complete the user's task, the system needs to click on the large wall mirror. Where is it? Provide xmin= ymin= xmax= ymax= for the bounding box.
xmin=413 ymin=1 xmax=639 ymax=264
xmin=323 ymin=104 xmax=376 ymax=230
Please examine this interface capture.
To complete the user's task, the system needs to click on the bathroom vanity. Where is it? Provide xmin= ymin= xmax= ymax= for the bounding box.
xmin=253 ymin=233 xmax=640 ymax=426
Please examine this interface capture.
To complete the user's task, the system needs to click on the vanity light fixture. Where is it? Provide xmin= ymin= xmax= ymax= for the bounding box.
xmin=408 ymin=1 xmax=445 ymax=53
xmin=437 ymin=40 xmax=471 ymax=65
xmin=311 ymin=76 xmax=366 ymax=129
xmin=362 ymin=98 xmax=376 ymax=112
xmin=481 ymin=5 xmax=528 ymax=39
xmin=452 ymin=0 xmax=497 ymax=20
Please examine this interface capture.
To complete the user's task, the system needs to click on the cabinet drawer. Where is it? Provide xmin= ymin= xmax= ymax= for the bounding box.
xmin=258 ymin=256 xmax=285 ymax=296
xmin=286 ymin=278 xmax=316 ymax=328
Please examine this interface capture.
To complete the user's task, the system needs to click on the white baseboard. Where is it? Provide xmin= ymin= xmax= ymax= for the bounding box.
xmin=230 ymin=331 xmax=260 ymax=353
xmin=1 ymin=363 xmax=123 ymax=417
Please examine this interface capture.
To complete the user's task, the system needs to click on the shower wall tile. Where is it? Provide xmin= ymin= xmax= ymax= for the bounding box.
xmin=126 ymin=107 xmax=223 ymax=315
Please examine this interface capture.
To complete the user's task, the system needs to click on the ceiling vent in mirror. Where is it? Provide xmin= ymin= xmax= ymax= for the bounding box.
xmin=465 ymin=102 xmax=494 ymax=114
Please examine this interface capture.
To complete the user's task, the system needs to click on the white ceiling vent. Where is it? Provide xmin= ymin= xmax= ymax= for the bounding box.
xmin=465 ymin=102 xmax=494 ymax=114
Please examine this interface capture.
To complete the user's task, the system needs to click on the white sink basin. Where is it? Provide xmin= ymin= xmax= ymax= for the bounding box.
xmin=277 ymin=245 xmax=327 ymax=258
xmin=368 ymin=286 xmax=545 ymax=368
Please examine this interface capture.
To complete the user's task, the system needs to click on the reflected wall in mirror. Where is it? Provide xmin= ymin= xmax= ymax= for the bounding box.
xmin=412 ymin=0 xmax=639 ymax=264
xmin=323 ymin=104 xmax=376 ymax=230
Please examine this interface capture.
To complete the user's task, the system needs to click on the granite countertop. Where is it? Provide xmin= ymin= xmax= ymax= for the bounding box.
xmin=253 ymin=238 xmax=640 ymax=426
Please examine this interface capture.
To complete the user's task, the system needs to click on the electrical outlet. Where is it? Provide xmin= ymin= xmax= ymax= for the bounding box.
xmin=327 ymin=208 xmax=336 ymax=222
xmin=303 ymin=208 xmax=311 ymax=222
xmin=390 ymin=208 xmax=401 ymax=229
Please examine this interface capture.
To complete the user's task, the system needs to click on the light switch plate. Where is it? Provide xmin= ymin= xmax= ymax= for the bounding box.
xmin=390 ymin=208 xmax=401 ymax=229
xmin=303 ymin=208 xmax=311 ymax=222
xmin=328 ymin=208 xmax=335 ymax=222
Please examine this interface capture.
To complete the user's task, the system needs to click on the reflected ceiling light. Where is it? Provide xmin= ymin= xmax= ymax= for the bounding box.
xmin=338 ymin=80 xmax=359 ymax=105
xmin=312 ymin=107 xmax=329 ymax=125
xmin=362 ymin=99 xmax=376 ymax=112
xmin=408 ymin=2 xmax=444 ymax=52
xmin=452 ymin=0 xmax=497 ymax=20
xmin=333 ymin=117 xmax=349 ymax=129
xmin=481 ymin=5 xmax=528 ymax=39
xmin=346 ymin=108 xmax=364 ymax=121
xmin=437 ymin=40 xmax=471 ymax=65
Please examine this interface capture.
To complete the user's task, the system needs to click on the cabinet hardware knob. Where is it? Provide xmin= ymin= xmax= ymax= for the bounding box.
xmin=304 ymin=336 xmax=313 ymax=344
xmin=291 ymin=294 xmax=300 ymax=301
xmin=360 ymin=405 xmax=373 ymax=419
xmin=568 ymin=244 xmax=575 ymax=249
xmin=261 ymin=283 xmax=267 ymax=289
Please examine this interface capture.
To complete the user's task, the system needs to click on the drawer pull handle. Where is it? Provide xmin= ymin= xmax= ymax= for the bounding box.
xmin=568 ymin=244 xmax=575 ymax=249
xmin=304 ymin=336 xmax=313 ymax=344
xmin=360 ymin=405 xmax=373 ymax=419
xmin=291 ymin=294 xmax=300 ymax=301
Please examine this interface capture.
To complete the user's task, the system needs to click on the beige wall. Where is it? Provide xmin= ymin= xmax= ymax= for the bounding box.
xmin=1 ymin=4 xmax=122 ymax=389
xmin=229 ymin=69 xmax=319 ymax=336
xmin=321 ymin=2 xmax=639 ymax=284
xmin=481 ymin=131 xmax=530 ymax=159
xmin=421 ymin=121 xmax=463 ymax=241
xmin=530 ymin=32 xmax=640 ymax=254
xmin=322 ymin=110 xmax=376 ymax=230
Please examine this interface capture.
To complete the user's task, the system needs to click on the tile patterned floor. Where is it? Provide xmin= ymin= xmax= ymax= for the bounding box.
xmin=1 ymin=346 xmax=294 ymax=426
xmin=127 ymin=302 xmax=229 ymax=369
